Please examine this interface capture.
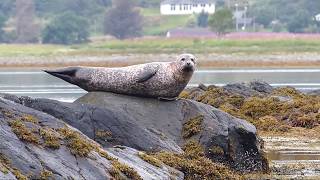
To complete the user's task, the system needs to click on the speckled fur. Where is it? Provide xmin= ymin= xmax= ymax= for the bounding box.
xmin=48 ymin=54 xmax=196 ymax=98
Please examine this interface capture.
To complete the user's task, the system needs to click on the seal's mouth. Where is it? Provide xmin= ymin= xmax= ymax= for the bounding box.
xmin=183 ymin=66 xmax=194 ymax=72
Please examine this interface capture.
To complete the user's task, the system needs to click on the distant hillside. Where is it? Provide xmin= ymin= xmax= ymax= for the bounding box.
xmin=141 ymin=8 xmax=192 ymax=36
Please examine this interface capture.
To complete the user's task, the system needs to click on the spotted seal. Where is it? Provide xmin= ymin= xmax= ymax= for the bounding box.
xmin=44 ymin=54 xmax=196 ymax=99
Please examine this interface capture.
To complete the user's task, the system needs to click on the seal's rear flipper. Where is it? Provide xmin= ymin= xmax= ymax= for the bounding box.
xmin=44 ymin=67 xmax=80 ymax=84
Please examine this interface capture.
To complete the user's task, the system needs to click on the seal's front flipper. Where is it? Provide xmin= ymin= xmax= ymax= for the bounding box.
xmin=136 ymin=65 xmax=159 ymax=83
xmin=158 ymin=97 xmax=180 ymax=101
xmin=44 ymin=67 xmax=80 ymax=84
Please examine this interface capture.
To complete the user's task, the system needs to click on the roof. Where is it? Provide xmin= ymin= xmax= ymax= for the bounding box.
xmin=167 ymin=28 xmax=217 ymax=38
xmin=161 ymin=0 xmax=215 ymax=5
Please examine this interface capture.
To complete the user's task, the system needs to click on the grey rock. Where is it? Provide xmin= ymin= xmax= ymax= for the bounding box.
xmin=0 ymin=170 xmax=16 ymax=180
xmin=308 ymin=89 xmax=320 ymax=96
xmin=248 ymin=81 xmax=273 ymax=94
xmin=108 ymin=147 xmax=184 ymax=180
xmin=223 ymin=83 xmax=262 ymax=97
xmin=22 ymin=92 xmax=268 ymax=172
xmin=0 ymin=97 xmax=182 ymax=180
xmin=223 ymin=81 xmax=273 ymax=97
xmin=20 ymin=96 xmax=182 ymax=153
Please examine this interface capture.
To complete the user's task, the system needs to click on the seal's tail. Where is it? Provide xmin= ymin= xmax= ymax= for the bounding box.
xmin=44 ymin=67 xmax=80 ymax=84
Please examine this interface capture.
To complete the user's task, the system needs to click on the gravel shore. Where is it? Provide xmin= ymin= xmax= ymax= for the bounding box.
xmin=1 ymin=53 xmax=320 ymax=68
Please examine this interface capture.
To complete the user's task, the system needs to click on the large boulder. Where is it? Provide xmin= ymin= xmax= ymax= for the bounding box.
xmin=0 ymin=97 xmax=183 ymax=180
xmin=20 ymin=92 xmax=269 ymax=172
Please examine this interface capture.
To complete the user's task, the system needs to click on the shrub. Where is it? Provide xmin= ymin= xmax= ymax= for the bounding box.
xmin=42 ymin=12 xmax=89 ymax=45
xmin=104 ymin=0 xmax=143 ymax=39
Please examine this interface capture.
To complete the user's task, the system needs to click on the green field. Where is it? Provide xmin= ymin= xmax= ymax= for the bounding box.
xmin=1 ymin=38 xmax=320 ymax=57
xmin=72 ymin=38 xmax=320 ymax=55
xmin=140 ymin=8 xmax=192 ymax=36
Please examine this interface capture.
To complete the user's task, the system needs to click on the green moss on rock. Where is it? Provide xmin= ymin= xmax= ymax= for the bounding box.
xmin=39 ymin=169 xmax=53 ymax=180
xmin=182 ymin=115 xmax=204 ymax=138
xmin=40 ymin=128 xmax=61 ymax=149
xmin=138 ymin=152 xmax=162 ymax=167
xmin=12 ymin=168 xmax=27 ymax=180
xmin=183 ymin=141 xmax=205 ymax=159
xmin=182 ymin=84 xmax=320 ymax=132
xmin=256 ymin=116 xmax=291 ymax=132
xmin=111 ymin=159 xmax=142 ymax=180
xmin=21 ymin=114 xmax=39 ymax=124
xmin=240 ymin=97 xmax=280 ymax=120
xmin=9 ymin=120 xmax=40 ymax=144
xmin=152 ymin=149 xmax=242 ymax=179
xmin=58 ymin=127 xmax=94 ymax=157
xmin=209 ymin=146 xmax=225 ymax=156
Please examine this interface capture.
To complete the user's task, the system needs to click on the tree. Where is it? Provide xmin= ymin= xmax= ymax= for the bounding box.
xmin=0 ymin=15 xmax=7 ymax=42
xmin=197 ymin=11 xmax=209 ymax=28
xmin=42 ymin=12 xmax=89 ymax=45
xmin=287 ymin=10 xmax=312 ymax=33
xmin=208 ymin=8 xmax=233 ymax=36
xmin=0 ymin=0 xmax=14 ymax=18
xmin=104 ymin=0 xmax=143 ymax=39
xmin=133 ymin=0 xmax=160 ymax=7
xmin=15 ymin=0 xmax=40 ymax=43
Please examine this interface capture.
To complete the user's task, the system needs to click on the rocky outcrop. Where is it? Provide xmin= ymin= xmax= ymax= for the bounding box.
xmin=19 ymin=92 xmax=269 ymax=172
xmin=0 ymin=97 xmax=183 ymax=179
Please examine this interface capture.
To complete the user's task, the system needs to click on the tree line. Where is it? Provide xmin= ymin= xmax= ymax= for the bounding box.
xmin=0 ymin=0 xmax=160 ymax=44
xmin=0 ymin=0 xmax=319 ymax=44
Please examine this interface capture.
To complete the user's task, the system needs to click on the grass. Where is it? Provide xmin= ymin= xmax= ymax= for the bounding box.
xmin=68 ymin=38 xmax=320 ymax=55
xmin=2 ymin=38 xmax=320 ymax=68
xmin=140 ymin=7 xmax=191 ymax=35
xmin=1 ymin=38 xmax=320 ymax=57
xmin=143 ymin=15 xmax=191 ymax=35
xmin=0 ymin=44 xmax=68 ymax=57
xmin=139 ymin=8 xmax=160 ymax=16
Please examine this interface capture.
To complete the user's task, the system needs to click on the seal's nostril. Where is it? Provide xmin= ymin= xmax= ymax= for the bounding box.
xmin=187 ymin=62 xmax=190 ymax=65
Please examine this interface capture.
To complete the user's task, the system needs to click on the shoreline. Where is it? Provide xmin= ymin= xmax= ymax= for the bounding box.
xmin=0 ymin=53 xmax=320 ymax=69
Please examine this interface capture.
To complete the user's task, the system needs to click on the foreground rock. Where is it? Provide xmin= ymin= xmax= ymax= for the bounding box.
xmin=0 ymin=97 xmax=183 ymax=179
xmin=20 ymin=92 xmax=268 ymax=172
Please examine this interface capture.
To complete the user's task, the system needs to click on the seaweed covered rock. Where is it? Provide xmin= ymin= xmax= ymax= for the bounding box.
xmin=0 ymin=97 xmax=183 ymax=180
xmin=19 ymin=92 xmax=269 ymax=172
xmin=181 ymin=82 xmax=320 ymax=132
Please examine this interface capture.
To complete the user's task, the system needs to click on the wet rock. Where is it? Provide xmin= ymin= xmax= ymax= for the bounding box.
xmin=20 ymin=96 xmax=182 ymax=153
xmin=0 ymin=97 xmax=182 ymax=180
xmin=107 ymin=147 xmax=183 ymax=179
xmin=308 ymin=89 xmax=320 ymax=96
xmin=223 ymin=83 xmax=262 ymax=97
xmin=21 ymin=92 xmax=269 ymax=172
xmin=248 ymin=81 xmax=273 ymax=94
xmin=198 ymin=83 xmax=208 ymax=91
xmin=223 ymin=81 xmax=273 ymax=97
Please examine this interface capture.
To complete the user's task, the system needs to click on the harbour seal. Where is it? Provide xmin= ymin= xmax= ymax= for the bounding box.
xmin=44 ymin=54 xmax=196 ymax=99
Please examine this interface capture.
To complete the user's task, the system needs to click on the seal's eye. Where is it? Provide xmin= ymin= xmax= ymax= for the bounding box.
xmin=191 ymin=58 xmax=195 ymax=62
xmin=181 ymin=58 xmax=185 ymax=61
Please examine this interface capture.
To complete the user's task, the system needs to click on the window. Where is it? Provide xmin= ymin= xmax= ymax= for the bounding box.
xmin=209 ymin=4 xmax=211 ymax=7
xmin=201 ymin=4 xmax=206 ymax=7
xmin=180 ymin=4 xmax=182 ymax=10
xmin=193 ymin=4 xmax=197 ymax=7
xmin=184 ymin=4 xmax=188 ymax=10
xmin=171 ymin=4 xmax=175 ymax=11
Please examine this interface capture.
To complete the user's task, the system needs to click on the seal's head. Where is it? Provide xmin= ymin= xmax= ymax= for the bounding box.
xmin=175 ymin=53 xmax=197 ymax=73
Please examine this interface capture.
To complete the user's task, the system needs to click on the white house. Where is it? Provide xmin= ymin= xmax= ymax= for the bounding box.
xmin=160 ymin=0 xmax=215 ymax=15
xmin=315 ymin=14 xmax=320 ymax=21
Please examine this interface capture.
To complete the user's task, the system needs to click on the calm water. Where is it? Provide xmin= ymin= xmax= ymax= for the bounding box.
xmin=0 ymin=68 xmax=320 ymax=102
